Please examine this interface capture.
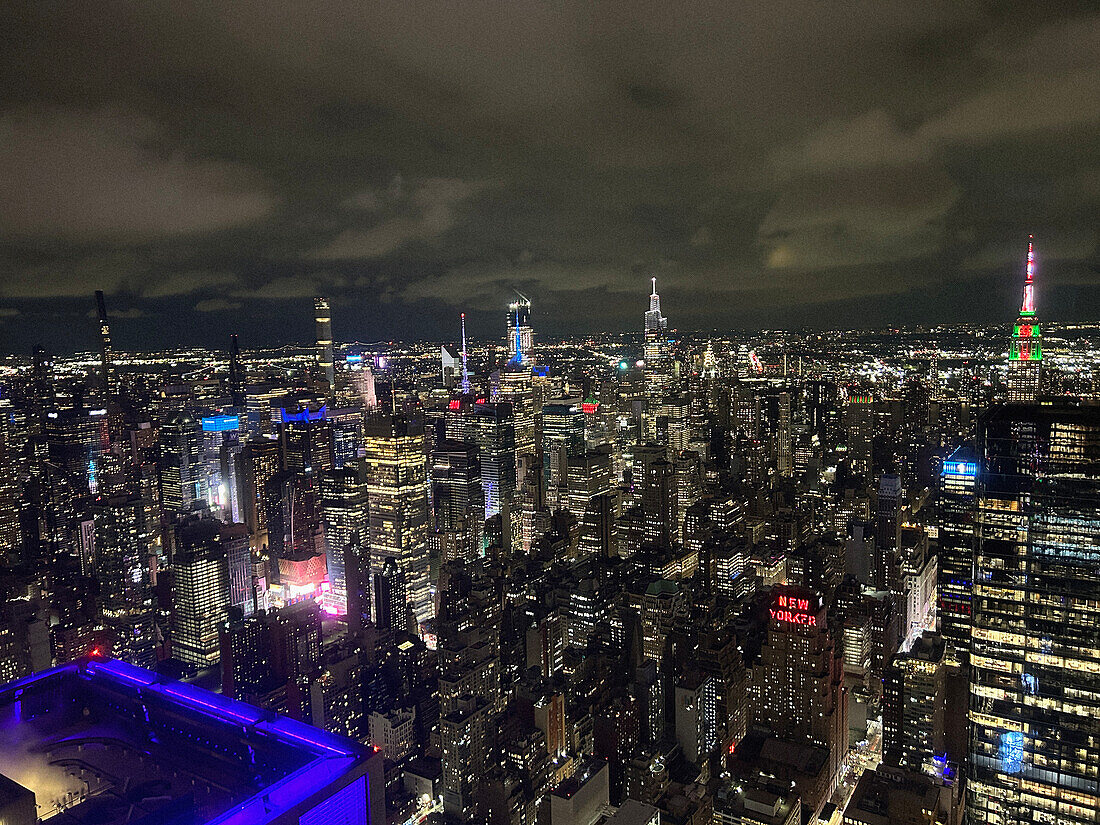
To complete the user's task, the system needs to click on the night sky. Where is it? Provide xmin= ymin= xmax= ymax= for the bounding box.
xmin=2 ymin=1 xmax=1098 ymax=352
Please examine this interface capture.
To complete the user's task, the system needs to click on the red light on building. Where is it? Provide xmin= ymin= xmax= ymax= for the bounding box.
xmin=448 ymin=400 xmax=462 ymax=410
xmin=769 ymin=592 xmax=818 ymax=626
xmin=581 ymin=402 xmax=599 ymax=415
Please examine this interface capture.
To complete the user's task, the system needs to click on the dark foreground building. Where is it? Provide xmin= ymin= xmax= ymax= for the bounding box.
xmin=968 ymin=402 xmax=1100 ymax=824
xmin=0 ymin=655 xmax=384 ymax=825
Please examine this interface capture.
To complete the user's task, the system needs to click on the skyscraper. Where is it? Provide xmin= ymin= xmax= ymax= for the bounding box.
xmin=171 ymin=516 xmax=231 ymax=668
xmin=643 ymin=277 xmax=670 ymax=398
xmin=507 ymin=293 xmax=533 ymax=367
xmin=94 ymin=289 xmax=116 ymax=397
xmin=228 ymin=333 xmax=247 ymax=408
xmin=320 ymin=463 xmax=370 ymax=615
xmin=315 ymin=296 xmax=335 ymax=398
xmin=1006 ymin=237 xmax=1042 ymax=403
xmin=967 ymin=402 xmax=1100 ymax=825
xmin=362 ymin=414 xmax=431 ymax=623
xmin=938 ymin=446 xmax=977 ymax=656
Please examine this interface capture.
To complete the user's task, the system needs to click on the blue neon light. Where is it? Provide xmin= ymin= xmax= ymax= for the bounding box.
xmin=281 ymin=404 xmax=328 ymax=423
xmin=999 ymin=730 xmax=1024 ymax=774
xmin=942 ymin=461 xmax=977 ymax=477
xmin=532 ymin=365 xmax=550 ymax=378
xmin=346 ymin=353 xmax=364 ymax=364
xmin=202 ymin=414 xmax=241 ymax=432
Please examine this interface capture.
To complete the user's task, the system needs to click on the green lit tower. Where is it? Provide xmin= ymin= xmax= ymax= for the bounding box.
xmin=1006 ymin=236 xmax=1042 ymax=403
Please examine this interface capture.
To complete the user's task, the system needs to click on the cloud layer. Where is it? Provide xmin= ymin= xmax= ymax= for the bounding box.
xmin=0 ymin=1 xmax=1097 ymax=349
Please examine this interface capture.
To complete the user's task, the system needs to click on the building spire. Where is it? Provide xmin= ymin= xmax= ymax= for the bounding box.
xmin=460 ymin=312 xmax=471 ymax=394
xmin=1020 ymin=235 xmax=1036 ymax=316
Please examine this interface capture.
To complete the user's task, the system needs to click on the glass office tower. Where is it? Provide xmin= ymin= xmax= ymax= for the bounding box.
xmin=968 ymin=403 xmax=1100 ymax=824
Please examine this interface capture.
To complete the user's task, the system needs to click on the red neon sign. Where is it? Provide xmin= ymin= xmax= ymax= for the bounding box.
xmin=769 ymin=593 xmax=817 ymax=626
xmin=582 ymin=402 xmax=599 ymax=414
xmin=448 ymin=400 xmax=462 ymax=410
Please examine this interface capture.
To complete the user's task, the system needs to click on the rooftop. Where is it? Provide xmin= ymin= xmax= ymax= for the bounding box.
xmin=0 ymin=656 xmax=377 ymax=825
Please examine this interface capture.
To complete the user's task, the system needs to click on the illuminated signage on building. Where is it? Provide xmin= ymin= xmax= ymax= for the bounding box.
xmin=202 ymin=414 xmax=241 ymax=432
xmin=942 ymin=461 xmax=977 ymax=477
xmin=769 ymin=592 xmax=818 ymax=626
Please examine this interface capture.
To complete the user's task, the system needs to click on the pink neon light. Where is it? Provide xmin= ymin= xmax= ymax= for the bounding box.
xmin=1021 ymin=237 xmax=1036 ymax=314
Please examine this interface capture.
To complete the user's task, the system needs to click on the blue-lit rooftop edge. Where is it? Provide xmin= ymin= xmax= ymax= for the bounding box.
xmin=0 ymin=656 xmax=368 ymax=825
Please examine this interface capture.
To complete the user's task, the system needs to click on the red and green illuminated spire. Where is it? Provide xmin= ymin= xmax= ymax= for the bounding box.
xmin=1009 ymin=236 xmax=1041 ymax=363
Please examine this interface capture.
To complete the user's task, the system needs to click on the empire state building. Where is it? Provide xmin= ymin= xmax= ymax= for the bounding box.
xmin=1006 ymin=236 xmax=1042 ymax=403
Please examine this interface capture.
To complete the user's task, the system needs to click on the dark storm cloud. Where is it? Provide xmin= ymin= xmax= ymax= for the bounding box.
xmin=0 ymin=0 xmax=1098 ymax=350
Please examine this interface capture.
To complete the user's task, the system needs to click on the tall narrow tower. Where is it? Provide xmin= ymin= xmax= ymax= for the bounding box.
xmin=643 ymin=277 xmax=670 ymax=398
xmin=506 ymin=293 xmax=532 ymax=368
xmin=1006 ymin=236 xmax=1042 ymax=402
xmin=314 ymin=297 xmax=335 ymax=398
xmin=228 ymin=334 xmax=246 ymax=408
xmin=460 ymin=313 xmax=471 ymax=394
xmin=94 ymin=290 xmax=116 ymax=397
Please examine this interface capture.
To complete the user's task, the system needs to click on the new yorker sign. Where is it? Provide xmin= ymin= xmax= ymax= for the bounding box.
xmin=769 ymin=591 xmax=819 ymax=626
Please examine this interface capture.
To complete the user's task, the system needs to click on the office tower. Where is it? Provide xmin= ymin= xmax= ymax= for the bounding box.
xmin=281 ymin=404 xmax=335 ymax=476
xmin=967 ymin=402 xmax=1100 ymax=825
xmin=463 ymin=400 xmax=517 ymax=518
xmin=94 ymin=289 xmax=116 ymax=397
xmin=507 ymin=293 xmax=533 ymax=367
xmin=222 ymin=521 xmax=253 ymax=614
xmin=776 ymin=390 xmax=793 ymax=476
xmin=45 ymin=405 xmax=110 ymax=496
xmin=883 ymin=632 xmax=947 ymax=772
xmin=241 ymin=435 xmax=280 ymax=549
xmin=643 ymin=277 xmax=670 ymax=398
xmin=171 ymin=516 xmax=231 ymax=668
xmin=199 ymin=412 xmax=244 ymax=520
xmin=845 ymin=766 xmax=961 ymax=825
xmin=431 ymin=439 xmax=484 ymax=561
xmin=937 ymin=447 xmax=977 ymax=657
xmin=845 ymin=390 xmax=874 ymax=473
xmin=1006 ymin=237 xmax=1042 ymax=403
xmin=91 ymin=492 xmax=157 ymax=667
xmin=361 ymin=414 xmax=431 ymax=623
xmin=542 ymin=398 xmax=585 ymax=505
xmin=373 ymin=555 xmax=407 ymax=634
xmin=228 ymin=333 xmax=247 ymax=408
xmin=320 ymin=463 xmax=369 ymax=615
xmin=158 ymin=410 xmax=202 ymax=513
xmin=749 ymin=586 xmax=848 ymax=788
xmin=675 ymin=672 xmax=720 ymax=764
xmin=633 ymin=443 xmax=677 ymax=548
xmin=874 ymin=474 xmax=902 ymax=592
xmin=441 ymin=345 xmax=459 ymax=388
xmin=315 ymin=296 xmax=335 ymax=397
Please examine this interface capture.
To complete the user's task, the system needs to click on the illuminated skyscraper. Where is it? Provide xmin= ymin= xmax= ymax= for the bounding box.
xmin=361 ymin=414 xmax=431 ymax=623
xmin=171 ymin=516 xmax=231 ymax=668
xmin=967 ymin=403 xmax=1100 ymax=825
xmin=320 ymin=463 xmax=369 ymax=615
xmin=315 ymin=296 xmax=335 ymax=398
xmin=507 ymin=293 xmax=533 ymax=367
xmin=91 ymin=492 xmax=157 ymax=667
xmin=1006 ymin=237 xmax=1042 ymax=403
xmin=643 ymin=277 xmax=670 ymax=398
xmin=94 ymin=289 xmax=116 ymax=397
xmin=938 ymin=446 xmax=977 ymax=656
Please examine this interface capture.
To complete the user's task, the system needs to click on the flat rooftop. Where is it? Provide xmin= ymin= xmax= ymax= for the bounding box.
xmin=0 ymin=656 xmax=376 ymax=825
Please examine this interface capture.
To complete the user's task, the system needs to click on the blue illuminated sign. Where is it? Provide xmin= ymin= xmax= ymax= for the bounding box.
xmin=202 ymin=414 xmax=241 ymax=432
xmin=346 ymin=353 xmax=364 ymax=364
xmin=532 ymin=365 xmax=550 ymax=378
xmin=942 ymin=461 xmax=977 ymax=477
xmin=281 ymin=405 xmax=328 ymax=423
